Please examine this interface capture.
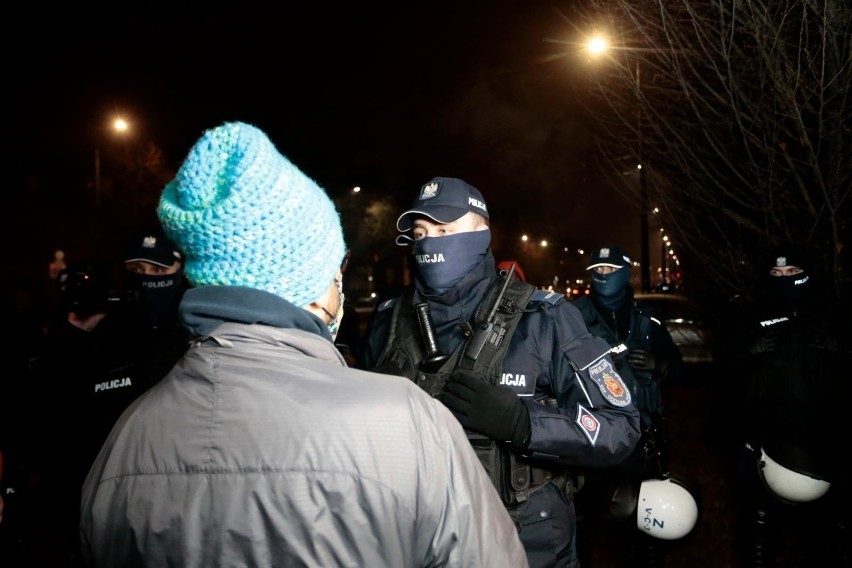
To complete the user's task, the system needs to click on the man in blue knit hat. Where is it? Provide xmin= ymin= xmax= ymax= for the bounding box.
xmin=79 ymin=122 xmax=527 ymax=568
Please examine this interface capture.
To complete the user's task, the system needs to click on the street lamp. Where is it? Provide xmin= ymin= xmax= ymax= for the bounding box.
xmin=94 ymin=117 xmax=130 ymax=206
xmin=586 ymin=34 xmax=651 ymax=292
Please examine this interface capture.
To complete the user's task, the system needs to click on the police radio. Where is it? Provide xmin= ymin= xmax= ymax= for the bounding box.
xmin=465 ymin=263 xmax=516 ymax=361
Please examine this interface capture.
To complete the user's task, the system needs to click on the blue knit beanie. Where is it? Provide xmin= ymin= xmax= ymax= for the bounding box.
xmin=157 ymin=122 xmax=346 ymax=308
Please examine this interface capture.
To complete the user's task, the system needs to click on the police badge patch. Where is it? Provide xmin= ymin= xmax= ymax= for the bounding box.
xmin=588 ymin=358 xmax=631 ymax=407
xmin=576 ymin=404 xmax=600 ymax=446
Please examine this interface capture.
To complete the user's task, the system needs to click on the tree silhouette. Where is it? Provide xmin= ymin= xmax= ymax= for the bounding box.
xmin=570 ymin=0 xmax=851 ymax=306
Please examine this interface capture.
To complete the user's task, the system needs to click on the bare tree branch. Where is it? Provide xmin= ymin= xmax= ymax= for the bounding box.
xmin=570 ymin=0 xmax=851 ymax=305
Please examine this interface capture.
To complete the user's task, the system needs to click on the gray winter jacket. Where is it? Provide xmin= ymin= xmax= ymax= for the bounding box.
xmin=80 ymin=286 xmax=527 ymax=568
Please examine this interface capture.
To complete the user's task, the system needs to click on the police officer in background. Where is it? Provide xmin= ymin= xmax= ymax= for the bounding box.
xmin=571 ymin=245 xmax=689 ymax=567
xmin=40 ymin=229 xmax=189 ymax=465
xmin=358 ymin=177 xmax=641 ymax=568
xmin=722 ymin=243 xmax=851 ymax=567
xmin=27 ymin=229 xmax=189 ymax=567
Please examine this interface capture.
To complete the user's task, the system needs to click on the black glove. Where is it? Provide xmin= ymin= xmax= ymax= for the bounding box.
xmin=627 ymin=348 xmax=657 ymax=372
xmin=748 ymin=330 xmax=780 ymax=355
xmin=439 ymin=369 xmax=531 ymax=448
xmin=807 ymin=327 xmax=841 ymax=353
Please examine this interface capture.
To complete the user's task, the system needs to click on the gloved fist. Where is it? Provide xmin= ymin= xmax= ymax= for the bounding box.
xmin=749 ymin=330 xmax=780 ymax=355
xmin=627 ymin=348 xmax=657 ymax=372
xmin=439 ymin=369 xmax=531 ymax=448
xmin=807 ymin=327 xmax=841 ymax=353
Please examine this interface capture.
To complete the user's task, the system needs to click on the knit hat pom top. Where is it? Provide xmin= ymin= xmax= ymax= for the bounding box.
xmin=158 ymin=122 xmax=346 ymax=308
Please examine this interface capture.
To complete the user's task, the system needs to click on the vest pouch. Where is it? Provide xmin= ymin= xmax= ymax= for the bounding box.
xmin=633 ymin=372 xmax=663 ymax=427
xmin=465 ymin=432 xmax=520 ymax=506
xmin=372 ymin=349 xmax=420 ymax=382
xmin=411 ymin=368 xmax=452 ymax=397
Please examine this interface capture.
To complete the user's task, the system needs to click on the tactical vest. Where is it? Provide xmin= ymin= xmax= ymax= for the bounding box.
xmin=374 ymin=276 xmax=559 ymax=510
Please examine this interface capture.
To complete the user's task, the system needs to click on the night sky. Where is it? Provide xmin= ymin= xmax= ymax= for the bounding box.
xmin=4 ymin=1 xmax=641 ymax=283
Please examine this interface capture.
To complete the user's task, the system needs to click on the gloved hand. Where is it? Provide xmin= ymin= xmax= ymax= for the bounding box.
xmin=627 ymin=348 xmax=657 ymax=372
xmin=807 ymin=327 xmax=841 ymax=353
xmin=439 ymin=369 xmax=531 ymax=448
xmin=748 ymin=330 xmax=780 ymax=355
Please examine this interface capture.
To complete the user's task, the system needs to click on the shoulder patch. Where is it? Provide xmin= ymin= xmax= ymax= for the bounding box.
xmin=531 ymin=289 xmax=565 ymax=306
xmin=588 ymin=358 xmax=632 ymax=407
xmin=377 ymin=298 xmax=399 ymax=312
xmin=576 ymin=404 xmax=600 ymax=446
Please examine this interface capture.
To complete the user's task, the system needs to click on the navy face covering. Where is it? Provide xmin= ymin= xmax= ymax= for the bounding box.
xmin=591 ymin=268 xmax=630 ymax=310
xmin=766 ymin=272 xmax=812 ymax=309
xmin=127 ymin=272 xmax=183 ymax=326
xmin=414 ymin=230 xmax=491 ymax=293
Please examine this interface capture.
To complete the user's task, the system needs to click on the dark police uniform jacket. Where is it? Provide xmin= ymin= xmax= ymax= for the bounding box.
xmin=572 ymin=289 xmax=683 ymax=429
xmin=359 ymin=253 xmax=640 ymax=568
xmin=727 ymin=296 xmax=851 ymax=480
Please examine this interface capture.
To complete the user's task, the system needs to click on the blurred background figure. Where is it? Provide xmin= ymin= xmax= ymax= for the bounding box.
xmin=23 ymin=229 xmax=189 ymax=567
xmin=496 ymin=259 xmax=527 ymax=282
xmin=720 ymin=244 xmax=851 ymax=567
xmin=48 ymin=250 xmax=67 ymax=281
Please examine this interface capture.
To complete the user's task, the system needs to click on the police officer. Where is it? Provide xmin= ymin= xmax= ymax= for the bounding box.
xmin=573 ymin=245 xmax=684 ymax=455
xmin=358 ymin=177 xmax=641 ymax=568
xmin=39 ymin=230 xmax=190 ymax=466
xmin=570 ymin=245 xmax=687 ymax=567
xmin=723 ymin=244 xmax=851 ymax=567
xmin=28 ymin=230 xmax=190 ymax=567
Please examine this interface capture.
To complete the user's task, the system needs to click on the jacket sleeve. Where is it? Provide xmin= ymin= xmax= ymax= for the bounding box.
xmin=522 ymin=302 xmax=641 ymax=468
xmin=650 ymin=316 xmax=684 ymax=381
xmin=412 ymin=390 xmax=529 ymax=568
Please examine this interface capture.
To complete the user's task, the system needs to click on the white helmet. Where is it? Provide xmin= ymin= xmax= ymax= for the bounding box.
xmin=636 ymin=477 xmax=699 ymax=540
xmin=759 ymin=447 xmax=831 ymax=503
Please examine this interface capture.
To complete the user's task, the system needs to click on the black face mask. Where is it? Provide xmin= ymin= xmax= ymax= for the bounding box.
xmin=126 ymin=272 xmax=184 ymax=327
xmin=766 ymin=272 xmax=812 ymax=309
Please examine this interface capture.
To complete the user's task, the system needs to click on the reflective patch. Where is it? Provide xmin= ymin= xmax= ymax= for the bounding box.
xmin=576 ymin=404 xmax=600 ymax=446
xmin=531 ymin=289 xmax=564 ymax=305
xmin=759 ymin=316 xmax=789 ymax=327
xmin=499 ymin=370 xmax=536 ymax=397
xmin=589 ymin=358 xmax=632 ymax=407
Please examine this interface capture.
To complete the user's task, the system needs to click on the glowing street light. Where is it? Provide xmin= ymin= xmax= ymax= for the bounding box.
xmin=94 ymin=116 xmax=131 ymax=206
xmin=586 ymin=36 xmax=608 ymax=55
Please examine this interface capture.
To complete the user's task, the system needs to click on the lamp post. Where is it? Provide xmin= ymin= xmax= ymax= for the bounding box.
xmin=94 ymin=117 xmax=130 ymax=206
xmin=586 ymin=35 xmax=652 ymax=292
